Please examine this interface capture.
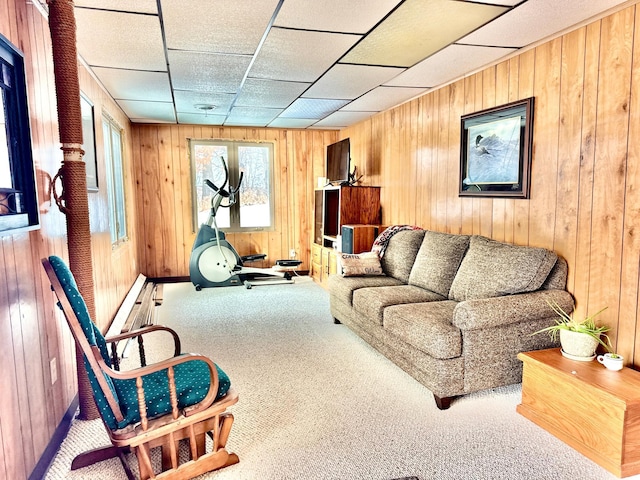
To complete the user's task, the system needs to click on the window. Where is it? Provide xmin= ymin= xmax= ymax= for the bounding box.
xmin=0 ymin=34 xmax=38 ymax=234
xmin=190 ymin=140 xmax=275 ymax=232
xmin=102 ymin=114 xmax=126 ymax=244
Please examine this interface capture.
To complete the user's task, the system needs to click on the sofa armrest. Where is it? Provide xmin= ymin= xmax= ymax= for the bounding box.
xmin=452 ymin=289 xmax=574 ymax=331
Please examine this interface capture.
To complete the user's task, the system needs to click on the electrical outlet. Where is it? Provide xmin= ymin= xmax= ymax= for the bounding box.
xmin=50 ymin=357 xmax=57 ymax=385
xmin=289 ymin=249 xmax=296 ymax=259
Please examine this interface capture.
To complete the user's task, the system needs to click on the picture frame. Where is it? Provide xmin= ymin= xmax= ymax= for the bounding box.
xmin=459 ymin=97 xmax=534 ymax=198
xmin=80 ymin=92 xmax=98 ymax=191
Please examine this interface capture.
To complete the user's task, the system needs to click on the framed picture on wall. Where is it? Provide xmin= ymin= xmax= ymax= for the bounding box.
xmin=80 ymin=92 xmax=98 ymax=191
xmin=459 ymin=97 xmax=534 ymax=198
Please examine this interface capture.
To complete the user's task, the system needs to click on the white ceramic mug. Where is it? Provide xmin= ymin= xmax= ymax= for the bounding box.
xmin=597 ymin=353 xmax=624 ymax=371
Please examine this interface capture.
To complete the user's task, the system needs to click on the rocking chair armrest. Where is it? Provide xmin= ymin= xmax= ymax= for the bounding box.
xmin=105 ymin=325 xmax=181 ymax=357
xmin=95 ymin=351 xmax=220 ymax=416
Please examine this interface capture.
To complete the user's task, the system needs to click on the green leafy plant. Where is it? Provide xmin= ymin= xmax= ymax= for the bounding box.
xmin=533 ymin=300 xmax=612 ymax=352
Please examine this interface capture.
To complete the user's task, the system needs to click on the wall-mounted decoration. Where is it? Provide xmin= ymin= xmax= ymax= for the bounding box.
xmin=459 ymin=97 xmax=534 ymax=198
xmin=80 ymin=92 xmax=98 ymax=191
xmin=0 ymin=33 xmax=39 ymax=234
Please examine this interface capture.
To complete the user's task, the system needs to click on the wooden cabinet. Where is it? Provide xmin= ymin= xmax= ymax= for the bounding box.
xmin=517 ymin=348 xmax=640 ymax=478
xmin=310 ymin=243 xmax=337 ymax=288
xmin=312 ymin=185 xmax=380 ymax=288
xmin=316 ymin=185 xmax=381 ymax=249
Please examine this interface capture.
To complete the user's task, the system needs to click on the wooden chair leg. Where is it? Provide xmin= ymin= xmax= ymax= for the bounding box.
xmin=218 ymin=412 xmax=235 ymax=449
xmin=161 ymin=433 xmax=178 ymax=472
xmin=71 ymin=445 xmax=135 ymax=480
xmin=135 ymin=443 xmax=155 ymax=480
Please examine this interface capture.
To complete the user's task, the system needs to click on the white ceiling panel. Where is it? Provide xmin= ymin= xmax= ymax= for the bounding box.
xmin=342 ymin=86 xmax=427 ymax=112
xmin=268 ymin=118 xmax=318 ymax=129
xmin=74 ymin=0 xmax=157 ymax=13
xmin=169 ymin=51 xmax=252 ymax=93
xmin=177 ymin=113 xmax=226 ymax=125
xmin=385 ymin=44 xmax=516 ymax=88
xmin=466 ymin=0 xmax=521 ymax=5
xmin=250 ymin=28 xmax=361 ymax=82
xmin=173 ymin=91 xmax=236 ymax=115
xmin=274 ymin=0 xmax=403 ymax=34
xmin=161 ymin=0 xmax=281 ymax=54
xmin=303 ymin=64 xmax=405 ymax=100
xmin=460 ymin=0 xmax=629 ymax=48
xmin=117 ymin=100 xmax=176 ymax=122
xmin=314 ymin=111 xmax=377 ymax=128
xmin=91 ymin=68 xmax=172 ymax=102
xmin=236 ymin=79 xmax=311 ymax=108
xmin=280 ymin=98 xmax=350 ymax=119
xmin=226 ymin=107 xmax=282 ymax=126
xmin=74 ymin=8 xmax=166 ymax=70
xmin=342 ymin=0 xmax=508 ymax=67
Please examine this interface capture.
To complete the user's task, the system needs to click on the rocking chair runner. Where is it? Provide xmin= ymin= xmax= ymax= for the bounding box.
xmin=42 ymin=256 xmax=239 ymax=479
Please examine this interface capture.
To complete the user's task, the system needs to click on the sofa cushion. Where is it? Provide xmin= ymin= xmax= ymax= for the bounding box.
xmin=408 ymin=230 xmax=470 ymax=297
xmin=448 ymin=236 xmax=558 ymax=302
xmin=328 ymin=274 xmax=403 ymax=306
xmin=383 ymin=301 xmax=460 ymax=359
xmin=380 ymin=230 xmax=426 ymax=282
xmin=353 ymin=285 xmax=446 ymax=326
xmin=339 ymin=251 xmax=384 ymax=277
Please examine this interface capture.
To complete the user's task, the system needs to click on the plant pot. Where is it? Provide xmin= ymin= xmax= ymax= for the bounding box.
xmin=559 ymin=329 xmax=599 ymax=361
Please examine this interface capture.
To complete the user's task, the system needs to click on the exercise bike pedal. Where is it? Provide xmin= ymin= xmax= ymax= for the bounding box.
xmin=241 ymin=253 xmax=267 ymax=263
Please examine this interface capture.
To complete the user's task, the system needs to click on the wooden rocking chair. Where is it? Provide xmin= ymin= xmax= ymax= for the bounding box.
xmin=42 ymin=256 xmax=239 ymax=479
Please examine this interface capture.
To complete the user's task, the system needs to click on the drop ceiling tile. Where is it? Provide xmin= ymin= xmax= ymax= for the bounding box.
xmin=274 ymin=0 xmax=403 ymax=34
xmin=385 ymin=44 xmax=516 ymax=88
xmin=177 ymin=113 xmax=227 ymax=125
xmin=173 ymin=91 xmax=235 ymax=115
xmin=116 ymin=100 xmax=176 ymax=122
xmin=161 ymin=0 xmax=281 ymax=54
xmin=169 ymin=51 xmax=252 ymax=93
xmin=303 ymin=64 xmax=405 ymax=100
xmin=74 ymin=0 xmax=157 ymax=13
xmin=91 ymin=68 xmax=172 ymax=101
xmin=268 ymin=118 xmax=318 ymax=129
xmin=225 ymin=107 xmax=282 ymax=126
xmin=467 ymin=0 xmax=520 ymax=5
xmin=314 ymin=111 xmax=377 ymax=128
xmin=74 ymin=9 xmax=166 ymax=70
xmin=250 ymin=28 xmax=361 ymax=83
xmin=341 ymin=86 xmax=427 ymax=112
xmin=236 ymin=79 xmax=311 ymax=108
xmin=280 ymin=98 xmax=350 ymax=119
xmin=342 ymin=0 xmax=508 ymax=67
xmin=460 ymin=0 xmax=629 ymax=48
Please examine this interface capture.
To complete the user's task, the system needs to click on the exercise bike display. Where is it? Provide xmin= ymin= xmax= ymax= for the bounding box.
xmin=189 ymin=157 xmax=298 ymax=290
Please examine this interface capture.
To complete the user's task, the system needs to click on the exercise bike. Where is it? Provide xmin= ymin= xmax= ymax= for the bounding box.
xmin=189 ymin=157 xmax=299 ymax=290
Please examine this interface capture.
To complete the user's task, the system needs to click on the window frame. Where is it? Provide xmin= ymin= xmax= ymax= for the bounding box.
xmin=102 ymin=113 xmax=127 ymax=245
xmin=0 ymin=33 xmax=39 ymax=235
xmin=190 ymin=139 xmax=276 ymax=233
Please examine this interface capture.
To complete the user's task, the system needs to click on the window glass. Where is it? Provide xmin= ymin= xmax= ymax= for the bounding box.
xmin=190 ymin=140 xmax=274 ymax=232
xmin=102 ymin=115 xmax=127 ymax=244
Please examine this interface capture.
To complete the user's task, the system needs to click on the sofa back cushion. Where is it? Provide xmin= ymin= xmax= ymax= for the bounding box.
xmin=448 ymin=236 xmax=558 ymax=301
xmin=408 ymin=230 xmax=470 ymax=297
xmin=381 ymin=229 xmax=425 ymax=282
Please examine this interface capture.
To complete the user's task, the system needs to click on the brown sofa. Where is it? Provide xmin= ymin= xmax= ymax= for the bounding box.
xmin=328 ymin=229 xmax=573 ymax=409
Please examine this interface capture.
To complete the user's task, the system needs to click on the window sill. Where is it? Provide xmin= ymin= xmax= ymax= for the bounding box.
xmin=0 ymin=213 xmax=39 ymax=236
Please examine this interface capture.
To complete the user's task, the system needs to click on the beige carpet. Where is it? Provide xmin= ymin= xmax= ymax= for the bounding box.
xmin=45 ymin=277 xmax=624 ymax=480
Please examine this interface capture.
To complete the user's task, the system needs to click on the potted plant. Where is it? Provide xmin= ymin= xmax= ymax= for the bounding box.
xmin=533 ymin=300 xmax=610 ymax=361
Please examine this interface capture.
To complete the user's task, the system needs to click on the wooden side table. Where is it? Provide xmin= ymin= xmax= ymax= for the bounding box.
xmin=517 ymin=348 xmax=640 ymax=478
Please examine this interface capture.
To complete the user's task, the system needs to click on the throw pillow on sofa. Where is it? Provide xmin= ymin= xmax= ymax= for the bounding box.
xmin=448 ymin=235 xmax=558 ymax=301
xmin=340 ymin=252 xmax=384 ymax=277
xmin=408 ymin=230 xmax=470 ymax=297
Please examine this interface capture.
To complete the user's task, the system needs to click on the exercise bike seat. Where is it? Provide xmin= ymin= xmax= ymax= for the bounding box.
xmin=241 ymin=253 xmax=267 ymax=263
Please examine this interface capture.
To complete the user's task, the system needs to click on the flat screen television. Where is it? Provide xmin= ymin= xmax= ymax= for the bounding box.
xmin=326 ymin=138 xmax=350 ymax=185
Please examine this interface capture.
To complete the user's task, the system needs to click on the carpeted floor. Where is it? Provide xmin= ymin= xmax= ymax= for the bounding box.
xmin=45 ymin=277 xmax=625 ymax=480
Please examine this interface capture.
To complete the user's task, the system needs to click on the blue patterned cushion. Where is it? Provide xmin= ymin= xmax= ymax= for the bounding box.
xmin=48 ymin=256 xmax=232 ymax=430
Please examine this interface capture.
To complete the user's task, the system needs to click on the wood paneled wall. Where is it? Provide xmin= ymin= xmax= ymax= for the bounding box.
xmin=342 ymin=4 xmax=640 ymax=366
xmin=0 ymin=2 xmax=139 ymax=478
xmin=132 ymin=125 xmax=338 ymax=278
